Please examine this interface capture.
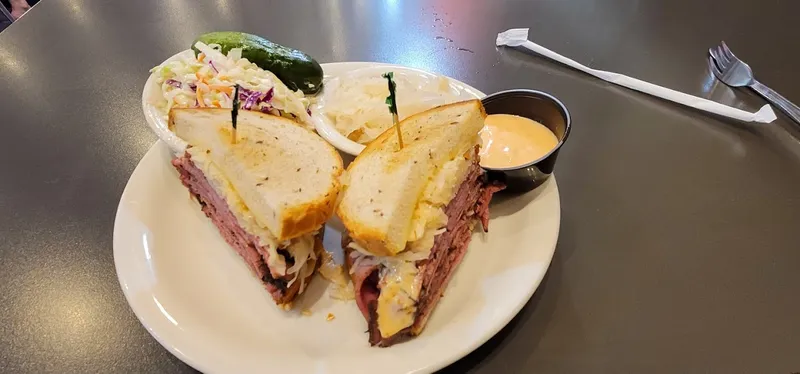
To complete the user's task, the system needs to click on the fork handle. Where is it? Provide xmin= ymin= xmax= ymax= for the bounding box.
xmin=750 ymin=81 xmax=800 ymax=125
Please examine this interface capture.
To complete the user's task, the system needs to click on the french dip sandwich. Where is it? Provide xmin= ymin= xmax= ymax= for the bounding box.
xmin=169 ymin=108 xmax=343 ymax=306
xmin=337 ymin=100 xmax=505 ymax=346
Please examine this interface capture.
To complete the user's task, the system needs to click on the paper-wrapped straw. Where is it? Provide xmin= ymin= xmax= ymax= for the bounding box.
xmin=496 ymin=28 xmax=776 ymax=123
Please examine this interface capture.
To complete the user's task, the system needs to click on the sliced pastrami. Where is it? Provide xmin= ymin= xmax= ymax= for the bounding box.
xmin=345 ymin=251 xmax=380 ymax=320
xmin=172 ymin=153 xmax=318 ymax=305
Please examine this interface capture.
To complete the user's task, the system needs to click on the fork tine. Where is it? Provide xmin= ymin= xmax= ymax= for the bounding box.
xmin=709 ymin=47 xmax=728 ymax=69
xmin=715 ymin=46 xmax=731 ymax=67
xmin=707 ymin=56 xmax=723 ymax=78
xmin=720 ymin=41 xmax=737 ymax=61
xmin=708 ymin=47 xmax=717 ymax=59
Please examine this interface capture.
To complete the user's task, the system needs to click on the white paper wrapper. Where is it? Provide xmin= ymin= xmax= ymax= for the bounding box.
xmin=496 ymin=28 xmax=777 ymax=123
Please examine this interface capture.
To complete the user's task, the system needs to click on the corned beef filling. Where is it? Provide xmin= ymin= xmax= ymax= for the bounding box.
xmin=172 ymin=153 xmax=304 ymax=303
xmin=347 ymin=159 xmax=504 ymax=346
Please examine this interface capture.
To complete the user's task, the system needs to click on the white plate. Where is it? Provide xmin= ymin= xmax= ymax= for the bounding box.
xmin=142 ymin=56 xmax=484 ymax=155
xmin=114 ymin=141 xmax=559 ymax=374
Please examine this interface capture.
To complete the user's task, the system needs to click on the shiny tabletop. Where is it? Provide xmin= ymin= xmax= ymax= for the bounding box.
xmin=2 ymin=0 xmax=800 ymax=372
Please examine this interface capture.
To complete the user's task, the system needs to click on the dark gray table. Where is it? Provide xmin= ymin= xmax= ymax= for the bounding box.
xmin=2 ymin=0 xmax=799 ymax=372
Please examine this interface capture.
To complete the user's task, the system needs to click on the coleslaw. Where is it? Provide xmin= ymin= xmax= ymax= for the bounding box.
xmin=149 ymin=42 xmax=314 ymax=129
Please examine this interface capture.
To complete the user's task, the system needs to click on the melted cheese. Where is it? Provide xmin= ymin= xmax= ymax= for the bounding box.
xmin=407 ymin=155 xmax=471 ymax=243
xmin=375 ymin=259 xmax=422 ymax=338
xmin=188 ymin=149 xmax=316 ymax=281
xmin=347 ymin=245 xmax=423 ymax=337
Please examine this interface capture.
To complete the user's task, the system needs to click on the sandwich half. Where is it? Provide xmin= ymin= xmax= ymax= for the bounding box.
xmin=337 ymin=99 xmax=505 ymax=346
xmin=169 ymin=108 xmax=343 ymax=306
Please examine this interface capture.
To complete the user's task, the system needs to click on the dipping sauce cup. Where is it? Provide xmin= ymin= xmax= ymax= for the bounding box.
xmin=481 ymin=89 xmax=571 ymax=192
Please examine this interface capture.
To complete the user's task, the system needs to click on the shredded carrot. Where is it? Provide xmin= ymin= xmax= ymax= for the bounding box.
xmin=196 ymin=88 xmax=206 ymax=107
xmin=195 ymin=72 xmax=207 ymax=83
xmin=211 ymin=99 xmax=220 ymax=107
xmin=208 ymin=85 xmax=233 ymax=95
xmin=197 ymin=52 xmax=205 ymax=62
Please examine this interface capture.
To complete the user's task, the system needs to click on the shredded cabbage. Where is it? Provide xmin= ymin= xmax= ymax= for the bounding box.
xmin=348 ymin=246 xmax=380 ymax=274
xmin=317 ymin=69 xmax=461 ymax=144
xmin=286 ymin=234 xmax=318 ymax=291
xmin=347 ymin=234 xmax=440 ymax=267
xmin=149 ymin=42 xmax=313 ymax=130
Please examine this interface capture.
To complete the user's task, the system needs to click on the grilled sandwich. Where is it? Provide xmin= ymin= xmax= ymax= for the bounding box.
xmin=337 ymin=100 xmax=504 ymax=346
xmin=170 ymin=108 xmax=343 ymax=306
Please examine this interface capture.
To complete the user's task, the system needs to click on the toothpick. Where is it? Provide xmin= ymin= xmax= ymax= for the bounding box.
xmin=231 ymin=84 xmax=240 ymax=144
xmin=382 ymin=72 xmax=403 ymax=149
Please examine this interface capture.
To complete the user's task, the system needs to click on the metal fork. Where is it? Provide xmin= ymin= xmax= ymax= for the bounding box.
xmin=708 ymin=42 xmax=800 ymax=125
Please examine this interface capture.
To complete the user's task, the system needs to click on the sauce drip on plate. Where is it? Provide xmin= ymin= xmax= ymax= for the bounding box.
xmin=479 ymin=114 xmax=559 ymax=168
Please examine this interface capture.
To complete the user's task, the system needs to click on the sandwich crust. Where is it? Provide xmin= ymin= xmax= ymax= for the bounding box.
xmin=278 ymin=191 xmax=340 ymax=241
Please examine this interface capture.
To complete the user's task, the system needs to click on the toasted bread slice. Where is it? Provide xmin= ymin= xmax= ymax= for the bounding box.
xmin=337 ymin=100 xmax=486 ymax=256
xmin=170 ymin=108 xmax=343 ymax=240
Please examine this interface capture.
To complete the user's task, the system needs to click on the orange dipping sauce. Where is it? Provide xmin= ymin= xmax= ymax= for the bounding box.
xmin=479 ymin=114 xmax=559 ymax=168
